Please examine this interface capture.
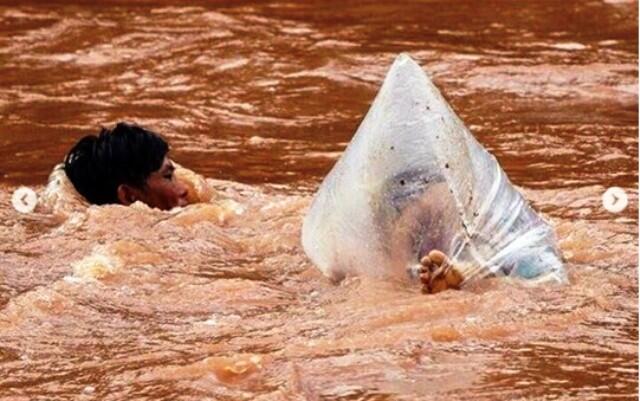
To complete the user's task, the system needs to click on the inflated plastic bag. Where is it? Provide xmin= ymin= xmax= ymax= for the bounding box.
xmin=302 ymin=54 xmax=566 ymax=285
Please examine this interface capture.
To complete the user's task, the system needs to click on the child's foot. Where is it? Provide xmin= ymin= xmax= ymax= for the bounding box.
xmin=419 ymin=250 xmax=464 ymax=294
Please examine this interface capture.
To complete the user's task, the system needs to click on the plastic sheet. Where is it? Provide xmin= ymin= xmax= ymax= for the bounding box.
xmin=302 ymin=54 xmax=566 ymax=284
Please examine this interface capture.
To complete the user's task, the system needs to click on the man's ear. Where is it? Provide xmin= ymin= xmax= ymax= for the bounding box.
xmin=117 ymin=184 xmax=140 ymax=206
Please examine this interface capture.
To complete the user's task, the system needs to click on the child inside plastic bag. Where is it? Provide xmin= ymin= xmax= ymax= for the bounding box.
xmin=302 ymin=54 xmax=567 ymax=294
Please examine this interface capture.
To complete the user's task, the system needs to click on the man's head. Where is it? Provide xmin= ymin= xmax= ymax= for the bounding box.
xmin=64 ymin=122 xmax=188 ymax=210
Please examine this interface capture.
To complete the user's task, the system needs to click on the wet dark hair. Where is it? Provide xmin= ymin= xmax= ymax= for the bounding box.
xmin=64 ymin=122 xmax=169 ymax=205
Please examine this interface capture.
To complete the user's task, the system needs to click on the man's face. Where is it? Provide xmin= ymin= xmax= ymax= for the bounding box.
xmin=136 ymin=157 xmax=189 ymax=210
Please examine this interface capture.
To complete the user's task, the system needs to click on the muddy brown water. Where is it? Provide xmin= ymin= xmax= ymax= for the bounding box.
xmin=0 ymin=1 xmax=638 ymax=400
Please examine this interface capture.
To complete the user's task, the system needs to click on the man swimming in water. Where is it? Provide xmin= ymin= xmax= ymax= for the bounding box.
xmin=63 ymin=121 xmax=460 ymax=294
xmin=63 ymin=122 xmax=189 ymax=211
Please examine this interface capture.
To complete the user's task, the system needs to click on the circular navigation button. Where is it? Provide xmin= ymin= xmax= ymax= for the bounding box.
xmin=11 ymin=186 xmax=38 ymax=214
xmin=602 ymin=187 xmax=628 ymax=214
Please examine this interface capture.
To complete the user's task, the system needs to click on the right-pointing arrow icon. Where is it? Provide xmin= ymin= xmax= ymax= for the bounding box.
xmin=602 ymin=187 xmax=628 ymax=213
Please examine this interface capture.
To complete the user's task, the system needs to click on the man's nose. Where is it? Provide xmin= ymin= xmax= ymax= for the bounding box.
xmin=177 ymin=182 xmax=189 ymax=198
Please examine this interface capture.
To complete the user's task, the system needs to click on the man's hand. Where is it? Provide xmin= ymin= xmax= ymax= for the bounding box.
xmin=419 ymin=250 xmax=464 ymax=294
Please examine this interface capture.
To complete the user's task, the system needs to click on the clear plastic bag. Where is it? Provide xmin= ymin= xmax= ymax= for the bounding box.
xmin=302 ymin=54 xmax=566 ymax=285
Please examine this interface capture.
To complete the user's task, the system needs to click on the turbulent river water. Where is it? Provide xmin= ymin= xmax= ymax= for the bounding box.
xmin=0 ymin=1 xmax=638 ymax=400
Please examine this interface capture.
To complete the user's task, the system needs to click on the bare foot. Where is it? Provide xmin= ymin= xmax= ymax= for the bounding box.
xmin=419 ymin=250 xmax=464 ymax=294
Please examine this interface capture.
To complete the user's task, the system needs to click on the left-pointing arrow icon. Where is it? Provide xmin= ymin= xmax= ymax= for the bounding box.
xmin=11 ymin=187 xmax=38 ymax=214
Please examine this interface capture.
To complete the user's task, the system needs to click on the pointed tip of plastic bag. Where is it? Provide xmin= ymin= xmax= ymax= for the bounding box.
xmin=393 ymin=53 xmax=421 ymax=69
xmin=391 ymin=52 xmax=412 ymax=67
xmin=388 ymin=53 xmax=434 ymax=87
xmin=395 ymin=52 xmax=414 ymax=62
